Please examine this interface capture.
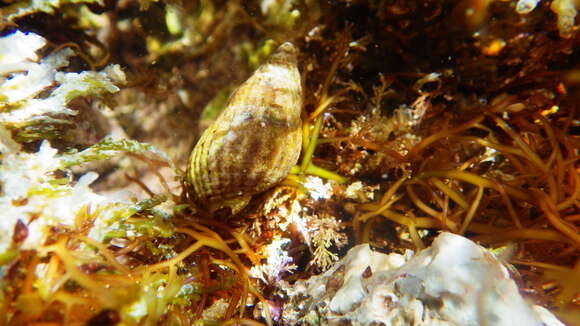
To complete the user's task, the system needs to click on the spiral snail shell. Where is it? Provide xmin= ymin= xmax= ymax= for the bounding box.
xmin=186 ymin=42 xmax=303 ymax=214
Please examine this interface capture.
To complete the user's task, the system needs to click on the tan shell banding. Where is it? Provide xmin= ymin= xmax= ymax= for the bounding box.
xmin=186 ymin=42 xmax=303 ymax=213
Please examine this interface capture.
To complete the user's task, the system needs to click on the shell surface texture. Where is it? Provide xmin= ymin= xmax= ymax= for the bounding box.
xmin=186 ymin=42 xmax=303 ymax=214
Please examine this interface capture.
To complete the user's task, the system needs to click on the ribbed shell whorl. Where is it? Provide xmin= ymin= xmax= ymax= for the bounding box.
xmin=186 ymin=42 xmax=303 ymax=213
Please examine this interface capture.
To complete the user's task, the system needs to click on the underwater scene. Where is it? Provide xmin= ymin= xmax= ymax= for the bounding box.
xmin=0 ymin=0 xmax=579 ymax=325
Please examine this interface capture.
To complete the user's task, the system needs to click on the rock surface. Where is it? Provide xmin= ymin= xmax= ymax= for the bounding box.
xmin=281 ymin=232 xmax=565 ymax=326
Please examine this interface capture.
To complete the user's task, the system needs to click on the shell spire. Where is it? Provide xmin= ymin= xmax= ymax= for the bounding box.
xmin=186 ymin=42 xmax=303 ymax=214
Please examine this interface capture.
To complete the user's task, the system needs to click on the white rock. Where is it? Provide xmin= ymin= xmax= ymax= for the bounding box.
xmin=281 ymin=232 xmax=564 ymax=326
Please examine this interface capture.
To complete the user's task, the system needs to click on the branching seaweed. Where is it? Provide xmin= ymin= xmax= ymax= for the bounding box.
xmin=1 ymin=0 xmax=579 ymax=325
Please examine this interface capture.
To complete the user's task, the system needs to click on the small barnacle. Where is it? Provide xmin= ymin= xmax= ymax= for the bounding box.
xmin=516 ymin=0 xmax=540 ymax=14
xmin=186 ymin=42 xmax=303 ymax=214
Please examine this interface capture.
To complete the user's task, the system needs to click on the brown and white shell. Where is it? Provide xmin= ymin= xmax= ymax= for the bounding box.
xmin=186 ymin=42 xmax=303 ymax=214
